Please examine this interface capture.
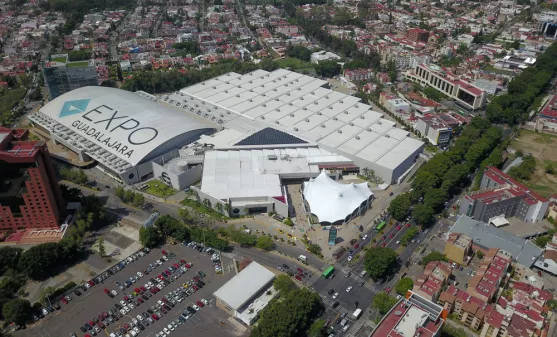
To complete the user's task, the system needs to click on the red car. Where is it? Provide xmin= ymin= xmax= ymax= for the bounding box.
xmin=192 ymin=285 xmax=199 ymax=291
xmin=353 ymin=243 xmax=359 ymax=249
xmin=151 ymin=314 xmax=159 ymax=320
xmin=161 ymin=297 xmax=168 ymax=303
xmin=150 ymin=288 xmax=156 ymax=294
xmin=385 ymin=287 xmax=391 ymax=293
xmin=137 ymin=297 xmax=144 ymax=303
xmin=396 ymin=226 xmax=401 ymax=231
xmin=97 ymin=314 xmax=103 ymax=321
xmin=185 ymin=263 xmax=192 ymax=268
xmin=162 ymin=250 xmax=168 ymax=256
xmin=61 ymin=297 xmax=68 ymax=304
xmin=406 ymin=223 xmax=411 ymax=228
xmin=87 ymin=280 xmax=95 ymax=287
xmin=389 ymin=234 xmax=394 ymax=239
xmin=103 ymin=288 xmax=110 ymax=295
xmin=134 ymin=288 xmax=141 ymax=293
xmin=102 ymin=312 xmax=108 ymax=318
xmin=196 ymin=300 xmax=204 ymax=308
xmin=98 ymin=322 xmax=105 ymax=329
xmin=164 ymin=270 xmax=171 ymax=276
xmin=173 ymin=263 xmax=180 ymax=269
xmin=296 ymin=268 xmax=303 ymax=273
xmin=123 ymin=323 xmax=130 ymax=330
xmin=382 ymin=236 xmax=387 ymax=241
xmin=158 ymin=274 xmax=165 ymax=280
xmin=295 ymin=275 xmax=302 ymax=281
xmin=140 ymin=286 xmax=146 ymax=292
xmin=381 ymin=243 xmax=387 ymax=247
xmin=180 ymin=259 xmax=186 ymax=264
xmin=88 ymin=320 xmax=95 ymax=327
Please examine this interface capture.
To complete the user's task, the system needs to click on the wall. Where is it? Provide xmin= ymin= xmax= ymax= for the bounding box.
xmin=191 ymin=186 xmax=229 ymax=216
xmin=152 ymin=161 xmax=202 ymax=191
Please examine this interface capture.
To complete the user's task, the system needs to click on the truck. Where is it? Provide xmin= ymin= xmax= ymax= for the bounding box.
xmin=353 ymin=308 xmax=362 ymax=319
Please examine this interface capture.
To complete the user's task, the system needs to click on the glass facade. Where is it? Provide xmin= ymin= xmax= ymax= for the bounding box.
xmin=43 ymin=65 xmax=98 ymax=99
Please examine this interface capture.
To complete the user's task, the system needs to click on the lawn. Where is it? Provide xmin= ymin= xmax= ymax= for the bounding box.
xmin=181 ymin=198 xmax=229 ymax=220
xmin=483 ymin=65 xmax=516 ymax=76
xmin=510 ymin=129 xmax=557 ymax=197
xmin=66 ymin=61 xmax=90 ymax=68
xmin=275 ymin=57 xmax=315 ymax=71
xmin=51 ymin=56 xmax=67 ymax=63
xmin=145 ymin=179 xmax=176 ymax=198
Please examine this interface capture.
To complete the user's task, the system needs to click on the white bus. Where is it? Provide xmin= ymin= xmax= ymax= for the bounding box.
xmin=353 ymin=308 xmax=362 ymax=319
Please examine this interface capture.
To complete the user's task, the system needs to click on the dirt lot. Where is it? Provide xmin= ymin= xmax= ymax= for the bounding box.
xmin=511 ymin=130 xmax=557 ymax=197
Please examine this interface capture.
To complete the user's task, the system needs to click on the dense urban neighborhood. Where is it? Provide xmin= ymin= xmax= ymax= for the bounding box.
xmin=1 ymin=0 xmax=557 ymax=336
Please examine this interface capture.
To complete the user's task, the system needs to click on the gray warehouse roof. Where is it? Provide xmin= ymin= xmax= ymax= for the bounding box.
xmin=213 ymin=262 xmax=275 ymax=310
xmin=448 ymin=215 xmax=542 ymax=267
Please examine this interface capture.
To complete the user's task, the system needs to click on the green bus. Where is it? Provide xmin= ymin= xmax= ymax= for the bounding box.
xmin=375 ymin=221 xmax=386 ymax=232
xmin=322 ymin=265 xmax=335 ymax=279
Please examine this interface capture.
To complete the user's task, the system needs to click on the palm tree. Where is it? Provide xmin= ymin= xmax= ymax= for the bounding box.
xmin=361 ymin=167 xmax=370 ymax=178
xmin=215 ymin=203 xmax=224 ymax=215
xmin=203 ymin=198 xmax=212 ymax=209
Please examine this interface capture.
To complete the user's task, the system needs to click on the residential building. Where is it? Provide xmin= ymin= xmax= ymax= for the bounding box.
xmin=415 ymin=114 xmax=458 ymax=146
xmin=494 ymin=55 xmax=536 ymax=71
xmin=480 ymin=309 xmax=507 ymax=337
xmin=444 ymin=233 xmax=473 ymax=265
xmin=370 ymin=291 xmax=446 ymax=337
xmin=404 ymin=64 xmax=487 ymax=110
xmin=447 ymin=215 xmax=542 ymax=267
xmin=466 ymin=249 xmax=511 ymax=303
xmin=0 ymin=127 xmax=65 ymax=230
xmin=343 ymin=68 xmax=373 ymax=82
xmin=379 ymin=92 xmax=410 ymax=115
xmin=310 ymin=51 xmax=341 ymax=64
xmin=213 ymin=262 xmax=277 ymax=325
xmin=460 ymin=167 xmax=549 ymax=223
xmin=412 ymin=261 xmax=452 ymax=301
xmin=43 ymin=54 xmax=98 ymax=99
xmin=538 ymin=94 xmax=557 ymax=131
xmin=407 ymin=28 xmax=430 ymax=43
xmin=438 ymin=285 xmax=486 ymax=331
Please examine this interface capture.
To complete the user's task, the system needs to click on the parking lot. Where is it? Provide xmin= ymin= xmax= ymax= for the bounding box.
xmin=19 ymin=244 xmax=245 ymax=337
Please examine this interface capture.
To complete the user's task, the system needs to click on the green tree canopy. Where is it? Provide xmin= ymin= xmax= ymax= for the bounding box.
xmin=307 ymin=319 xmax=326 ymax=337
xmin=363 ymin=247 xmax=398 ymax=281
xmin=373 ymin=292 xmax=397 ymax=315
xmin=412 ymin=204 xmax=436 ymax=227
xmin=256 ymin=236 xmax=275 ymax=251
xmin=0 ymin=247 xmax=23 ymax=275
xmin=395 ymin=277 xmax=414 ymax=296
xmin=139 ymin=226 xmax=162 ymax=248
xmin=315 ymin=60 xmax=341 ymax=77
xmin=273 ymin=274 xmax=297 ymax=293
xmin=422 ymin=251 xmax=447 ymax=266
xmin=2 ymin=299 xmax=31 ymax=325
xmin=388 ymin=193 xmax=412 ymax=221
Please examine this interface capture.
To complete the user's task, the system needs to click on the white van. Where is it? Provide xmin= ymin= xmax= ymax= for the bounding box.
xmin=298 ymin=255 xmax=307 ymax=261
xmin=360 ymin=270 xmax=367 ymax=277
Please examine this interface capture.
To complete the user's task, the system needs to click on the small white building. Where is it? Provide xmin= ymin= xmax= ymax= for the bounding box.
xmin=310 ymin=51 xmax=341 ymax=64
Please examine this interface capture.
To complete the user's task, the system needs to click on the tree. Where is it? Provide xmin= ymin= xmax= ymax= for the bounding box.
xmin=139 ymin=226 xmax=162 ymax=248
xmin=373 ymin=292 xmax=397 ymax=315
xmin=256 ymin=236 xmax=275 ymax=251
xmin=423 ymin=188 xmax=447 ymax=212
xmin=273 ymin=274 xmax=296 ymax=293
xmin=101 ymin=79 xmax=118 ymax=87
xmin=0 ymin=247 xmax=23 ymax=275
xmin=315 ymin=60 xmax=341 ymax=77
xmin=307 ymin=319 xmax=326 ymax=337
xmin=98 ymin=236 xmax=106 ymax=257
xmin=388 ymin=194 xmax=412 ymax=221
xmin=395 ymin=277 xmax=414 ymax=296
xmin=363 ymin=247 xmax=398 ymax=281
xmin=412 ymin=204 xmax=435 ymax=227
xmin=132 ymin=193 xmax=144 ymax=208
xmin=421 ymin=251 xmax=447 ymax=266
xmin=477 ymin=250 xmax=484 ymax=259
xmin=308 ymin=244 xmax=322 ymax=256
xmin=17 ymin=242 xmax=64 ymax=280
xmin=2 ymin=299 xmax=31 ymax=325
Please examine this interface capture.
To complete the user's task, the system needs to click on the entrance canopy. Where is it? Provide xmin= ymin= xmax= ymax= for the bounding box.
xmin=303 ymin=171 xmax=372 ymax=223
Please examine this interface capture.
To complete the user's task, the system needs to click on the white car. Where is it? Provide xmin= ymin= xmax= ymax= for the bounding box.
xmin=156 ymin=260 xmax=162 ymax=265
xmin=201 ymin=299 xmax=209 ymax=305
xmin=120 ymin=300 xmax=126 ymax=306
xmin=137 ymin=314 xmax=143 ymax=321
xmin=347 ymin=255 xmax=353 ymax=262
xmin=396 ymin=240 xmax=400 ymax=245
xmin=332 ymin=292 xmax=339 ymax=299
xmin=363 ymin=235 xmax=368 ymax=240
xmin=159 ymin=332 xmax=167 ymax=337
xmin=134 ymin=327 xmax=140 ymax=333
xmin=148 ymin=281 xmax=154 ymax=287
xmin=145 ymin=283 xmax=151 ymax=290
xmin=167 ymin=324 xmax=174 ymax=331
xmin=129 ymin=303 xmax=135 ymax=309
xmin=192 ymin=304 xmax=200 ymax=311
xmin=163 ymin=327 xmax=170 ymax=334
xmin=157 ymin=284 xmax=164 ymax=290
xmin=130 ymin=331 xmax=137 ymax=337
xmin=162 ymin=256 xmax=169 ymax=261
xmin=158 ymin=300 xmax=165 ymax=306
xmin=120 ymin=309 xmax=126 ymax=315
xmin=132 ymin=318 xmax=138 ymax=325
xmin=346 ymin=286 xmax=353 ymax=292
xmin=137 ymin=272 xmax=144 ymax=278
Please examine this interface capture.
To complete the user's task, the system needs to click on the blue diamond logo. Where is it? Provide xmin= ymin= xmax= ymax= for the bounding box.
xmin=59 ymin=99 xmax=91 ymax=118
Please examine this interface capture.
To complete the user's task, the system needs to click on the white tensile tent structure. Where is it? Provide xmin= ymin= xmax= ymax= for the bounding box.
xmin=303 ymin=171 xmax=373 ymax=224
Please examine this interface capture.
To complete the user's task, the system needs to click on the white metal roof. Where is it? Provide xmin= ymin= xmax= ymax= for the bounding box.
xmin=170 ymin=69 xmax=424 ymax=179
xmin=201 ymin=147 xmax=350 ymax=200
xmin=213 ymin=262 xmax=275 ymax=310
xmin=303 ymin=171 xmax=373 ymax=223
xmin=39 ymin=87 xmax=214 ymax=166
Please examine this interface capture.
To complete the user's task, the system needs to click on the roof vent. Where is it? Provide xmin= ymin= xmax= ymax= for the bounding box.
xmin=298 ymin=88 xmax=302 ymax=91
xmin=300 ymin=97 xmax=304 ymax=100
xmin=289 ymin=102 xmax=293 ymax=106
xmin=360 ymin=115 xmax=365 ymax=119
xmin=274 ymin=88 xmax=278 ymax=91
xmin=355 ymin=136 xmax=360 ymax=140
xmin=303 ymin=107 xmax=307 ymax=110
xmin=333 ymin=117 xmax=337 ymax=121
xmin=202 ymin=82 xmax=206 ymax=85
xmin=262 ymin=84 xmax=265 ymax=87
xmin=290 ymin=113 xmax=295 ymax=117
xmin=208 ymin=108 xmax=212 ymax=112
xmin=305 ymin=119 xmax=310 ymax=122
xmin=249 ymin=80 xmax=253 ymax=83
xmin=355 ymin=104 xmax=359 ymax=108
xmin=314 ymin=101 xmax=318 ymax=105
xmin=321 ymin=124 xmax=326 ymax=128
xmin=338 ymin=130 xmax=343 ymax=134
xmin=325 ymin=95 xmax=329 ymax=99
xmin=275 ymin=121 xmax=279 ymax=124
xmin=350 ymin=123 xmax=354 ymax=126
xmin=311 ymin=91 xmax=315 ymax=95
xmin=287 ymin=93 xmax=291 ymax=96
xmin=329 ymin=106 xmax=333 ymax=109
xmin=344 ymin=111 xmax=349 ymax=114
xmin=294 ymin=127 xmax=299 ymax=131
xmin=276 ymin=108 xmax=280 ymax=112
xmin=212 ymin=86 xmax=216 ymax=89
xmin=261 ymin=116 xmax=265 ymax=120
xmin=385 ymin=134 xmax=390 ymax=138
xmin=249 ymin=89 xmax=253 ymax=92
xmin=317 ymin=112 xmax=322 ymax=115
xmin=262 ymin=103 xmax=267 ymax=107
xmin=236 ymin=94 xmax=240 ymax=97
xmin=225 ymin=90 xmax=228 ymax=93
xmin=248 ymin=99 xmax=253 ymax=102
xmin=275 ymin=98 xmax=279 ymax=101
xmin=285 ymin=84 xmax=288 ymax=87
xmin=367 ymin=128 xmax=372 ymax=132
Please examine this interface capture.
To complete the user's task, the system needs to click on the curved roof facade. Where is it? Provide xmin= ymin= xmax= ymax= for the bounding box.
xmin=40 ymin=87 xmax=215 ymax=166
xmin=303 ymin=171 xmax=373 ymax=223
